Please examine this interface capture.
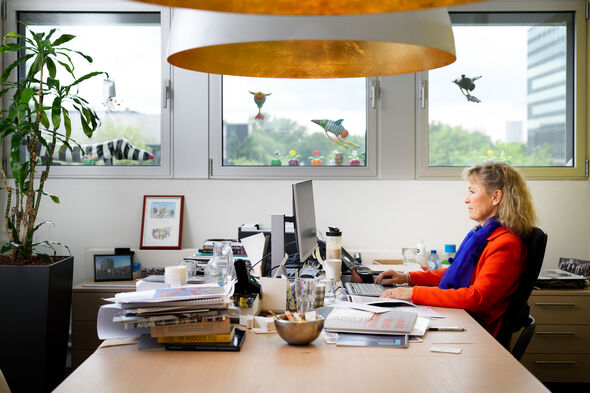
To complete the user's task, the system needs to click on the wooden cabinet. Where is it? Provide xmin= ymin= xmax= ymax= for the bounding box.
xmin=521 ymin=288 xmax=590 ymax=382
xmin=71 ymin=281 xmax=135 ymax=369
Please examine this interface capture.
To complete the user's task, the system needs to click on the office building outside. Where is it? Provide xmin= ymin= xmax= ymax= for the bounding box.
xmin=526 ymin=25 xmax=572 ymax=166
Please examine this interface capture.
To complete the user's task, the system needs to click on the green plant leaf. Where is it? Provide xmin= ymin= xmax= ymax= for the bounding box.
xmin=51 ymin=96 xmax=62 ymax=130
xmin=46 ymin=56 xmax=57 ymax=78
xmin=52 ymin=33 xmax=75 ymax=47
xmin=20 ymin=87 xmax=34 ymax=105
xmin=68 ymin=71 xmax=104 ymax=88
xmin=38 ymin=190 xmax=60 ymax=204
xmin=0 ymin=43 xmax=24 ymax=53
xmin=39 ymin=110 xmax=50 ymax=129
xmin=62 ymin=107 xmax=71 ymax=140
xmin=0 ymin=53 xmax=33 ymax=82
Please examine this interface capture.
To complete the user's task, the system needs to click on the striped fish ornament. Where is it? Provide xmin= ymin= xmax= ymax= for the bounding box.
xmin=311 ymin=119 xmax=359 ymax=148
xmin=32 ymin=138 xmax=154 ymax=165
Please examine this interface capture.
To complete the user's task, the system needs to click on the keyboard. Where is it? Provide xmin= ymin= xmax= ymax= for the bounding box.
xmin=344 ymin=282 xmax=386 ymax=297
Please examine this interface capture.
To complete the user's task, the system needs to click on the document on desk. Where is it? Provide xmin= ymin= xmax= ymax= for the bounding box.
xmin=324 ymin=308 xmax=417 ymax=335
xmin=349 ymin=295 xmax=443 ymax=319
xmin=369 ymin=262 xmax=423 ymax=273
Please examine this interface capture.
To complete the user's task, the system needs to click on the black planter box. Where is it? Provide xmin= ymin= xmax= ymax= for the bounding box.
xmin=0 ymin=256 xmax=73 ymax=393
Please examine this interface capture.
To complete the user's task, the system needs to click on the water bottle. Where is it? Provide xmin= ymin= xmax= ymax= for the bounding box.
xmin=325 ymin=227 xmax=342 ymax=261
xmin=427 ymin=250 xmax=440 ymax=271
xmin=441 ymin=244 xmax=456 ymax=269
xmin=205 ymin=241 xmax=234 ymax=286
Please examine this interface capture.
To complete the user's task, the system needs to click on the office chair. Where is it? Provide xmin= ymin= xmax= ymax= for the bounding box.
xmin=496 ymin=226 xmax=548 ymax=360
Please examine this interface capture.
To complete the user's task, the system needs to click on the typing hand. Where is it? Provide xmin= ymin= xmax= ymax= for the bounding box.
xmin=380 ymin=287 xmax=413 ymax=300
xmin=375 ymin=269 xmax=408 ymax=286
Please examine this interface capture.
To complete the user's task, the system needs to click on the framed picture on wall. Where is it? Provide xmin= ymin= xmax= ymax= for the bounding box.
xmin=140 ymin=195 xmax=184 ymax=249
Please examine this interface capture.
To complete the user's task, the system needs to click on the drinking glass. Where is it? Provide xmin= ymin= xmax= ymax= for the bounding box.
xmin=294 ymin=278 xmax=317 ymax=314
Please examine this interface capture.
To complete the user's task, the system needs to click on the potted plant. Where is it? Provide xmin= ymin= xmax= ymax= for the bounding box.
xmin=287 ymin=150 xmax=301 ymax=166
xmin=270 ymin=150 xmax=282 ymax=166
xmin=308 ymin=149 xmax=324 ymax=166
xmin=0 ymin=26 xmax=105 ymax=393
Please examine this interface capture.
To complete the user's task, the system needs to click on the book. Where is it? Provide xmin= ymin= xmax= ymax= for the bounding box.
xmin=324 ymin=308 xmax=417 ymax=335
xmin=113 ymin=310 xmax=226 ymax=329
xmin=336 ymin=333 xmax=408 ymax=348
xmin=157 ymin=326 xmax=235 ymax=344
xmin=150 ymin=317 xmax=231 ymax=337
xmin=164 ymin=328 xmax=246 ymax=352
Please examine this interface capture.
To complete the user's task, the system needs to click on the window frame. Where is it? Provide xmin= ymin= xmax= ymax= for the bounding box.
xmin=2 ymin=0 xmax=172 ymax=179
xmin=209 ymin=74 xmax=379 ymax=179
xmin=417 ymin=0 xmax=587 ymax=179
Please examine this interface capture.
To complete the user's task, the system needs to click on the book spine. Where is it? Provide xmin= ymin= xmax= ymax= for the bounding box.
xmin=157 ymin=330 xmax=233 ymax=344
xmin=150 ymin=319 xmax=230 ymax=337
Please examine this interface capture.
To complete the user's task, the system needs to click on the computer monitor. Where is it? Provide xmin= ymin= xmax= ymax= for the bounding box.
xmin=270 ymin=179 xmax=318 ymax=274
xmin=292 ymin=179 xmax=318 ymax=264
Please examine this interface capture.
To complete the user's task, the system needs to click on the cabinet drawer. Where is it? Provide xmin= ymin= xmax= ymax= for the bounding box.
xmin=527 ymin=325 xmax=590 ymax=353
xmin=71 ymin=320 xmax=102 ymax=348
xmin=529 ymin=295 xmax=590 ymax=324
xmin=521 ymin=353 xmax=590 ymax=383
xmin=72 ymin=292 xmax=113 ymax=321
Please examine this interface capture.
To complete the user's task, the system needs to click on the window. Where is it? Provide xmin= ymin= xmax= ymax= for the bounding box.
xmin=7 ymin=4 xmax=171 ymax=178
xmin=418 ymin=3 xmax=586 ymax=179
xmin=210 ymin=75 xmax=377 ymax=178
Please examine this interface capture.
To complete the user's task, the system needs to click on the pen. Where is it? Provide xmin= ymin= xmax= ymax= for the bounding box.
xmin=428 ymin=327 xmax=466 ymax=332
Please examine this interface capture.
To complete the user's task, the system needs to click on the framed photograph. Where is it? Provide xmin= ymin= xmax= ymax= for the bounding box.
xmin=94 ymin=254 xmax=133 ymax=281
xmin=140 ymin=195 xmax=184 ymax=249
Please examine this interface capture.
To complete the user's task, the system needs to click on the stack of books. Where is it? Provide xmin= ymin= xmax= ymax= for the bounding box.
xmin=323 ymin=307 xmax=417 ymax=348
xmin=108 ymin=285 xmax=244 ymax=350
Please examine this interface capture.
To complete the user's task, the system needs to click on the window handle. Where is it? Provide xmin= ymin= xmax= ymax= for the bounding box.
xmin=162 ymin=79 xmax=171 ymax=109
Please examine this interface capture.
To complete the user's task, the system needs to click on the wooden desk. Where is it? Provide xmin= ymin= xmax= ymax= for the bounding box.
xmin=56 ymin=308 xmax=547 ymax=393
xmin=71 ymin=281 xmax=136 ymax=369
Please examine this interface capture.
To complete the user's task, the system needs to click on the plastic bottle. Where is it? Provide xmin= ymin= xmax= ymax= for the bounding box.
xmin=415 ymin=241 xmax=427 ymax=268
xmin=325 ymin=227 xmax=342 ymax=261
xmin=205 ymin=241 xmax=234 ymax=286
xmin=441 ymin=244 xmax=456 ymax=268
xmin=427 ymin=250 xmax=440 ymax=271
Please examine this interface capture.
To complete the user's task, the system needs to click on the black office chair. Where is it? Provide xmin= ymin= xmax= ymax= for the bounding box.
xmin=496 ymin=226 xmax=548 ymax=360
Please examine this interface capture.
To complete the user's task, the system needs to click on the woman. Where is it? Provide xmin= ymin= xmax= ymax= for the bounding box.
xmin=375 ymin=161 xmax=537 ymax=337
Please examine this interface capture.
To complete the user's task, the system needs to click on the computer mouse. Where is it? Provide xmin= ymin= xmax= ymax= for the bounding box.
xmin=352 ymin=266 xmax=374 ymax=283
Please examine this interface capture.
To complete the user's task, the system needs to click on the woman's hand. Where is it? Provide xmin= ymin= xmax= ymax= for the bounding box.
xmin=375 ymin=269 xmax=409 ymax=286
xmin=380 ymin=287 xmax=413 ymax=300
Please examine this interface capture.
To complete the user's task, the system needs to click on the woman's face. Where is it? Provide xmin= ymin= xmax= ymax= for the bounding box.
xmin=464 ymin=179 xmax=501 ymax=225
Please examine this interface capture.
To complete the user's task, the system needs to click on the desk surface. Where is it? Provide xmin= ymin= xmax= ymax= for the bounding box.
xmin=56 ymin=307 xmax=547 ymax=393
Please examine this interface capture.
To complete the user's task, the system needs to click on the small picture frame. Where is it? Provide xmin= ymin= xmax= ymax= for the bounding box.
xmin=140 ymin=195 xmax=184 ymax=250
xmin=94 ymin=254 xmax=133 ymax=282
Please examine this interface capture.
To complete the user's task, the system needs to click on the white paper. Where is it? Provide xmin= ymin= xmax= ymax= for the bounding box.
xmin=331 ymin=300 xmax=389 ymax=314
xmin=410 ymin=317 xmax=430 ymax=337
xmin=430 ymin=346 xmax=462 ymax=354
xmin=97 ymin=304 xmax=149 ymax=339
xmin=369 ymin=262 xmax=423 ymax=273
xmin=240 ymin=233 xmax=266 ymax=277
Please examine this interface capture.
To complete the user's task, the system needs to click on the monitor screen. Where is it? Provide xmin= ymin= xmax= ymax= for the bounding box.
xmin=292 ymin=180 xmax=318 ymax=264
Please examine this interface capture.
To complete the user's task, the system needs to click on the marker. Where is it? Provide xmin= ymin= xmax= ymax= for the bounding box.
xmin=428 ymin=327 xmax=466 ymax=332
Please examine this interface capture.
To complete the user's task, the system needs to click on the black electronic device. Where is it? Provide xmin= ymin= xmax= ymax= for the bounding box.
xmin=233 ymin=259 xmax=261 ymax=296
xmin=352 ymin=266 xmax=374 ymax=283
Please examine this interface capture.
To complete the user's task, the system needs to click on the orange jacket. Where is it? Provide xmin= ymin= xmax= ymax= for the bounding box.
xmin=410 ymin=227 xmax=526 ymax=336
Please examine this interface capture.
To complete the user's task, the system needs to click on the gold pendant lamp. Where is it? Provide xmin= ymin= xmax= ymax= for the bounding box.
xmin=166 ymin=8 xmax=456 ymax=78
xmin=131 ymin=0 xmax=484 ymax=15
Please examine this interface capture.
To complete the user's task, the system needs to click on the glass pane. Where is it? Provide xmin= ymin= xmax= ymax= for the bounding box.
xmin=428 ymin=12 xmax=573 ymax=167
xmin=18 ymin=12 xmax=161 ymax=166
xmin=222 ymin=76 xmax=367 ymax=167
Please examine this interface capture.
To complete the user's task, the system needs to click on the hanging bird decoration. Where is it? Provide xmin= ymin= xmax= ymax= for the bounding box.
xmin=453 ymin=74 xmax=482 ymax=103
xmin=249 ymin=91 xmax=271 ymax=120
xmin=311 ymin=119 xmax=359 ymax=148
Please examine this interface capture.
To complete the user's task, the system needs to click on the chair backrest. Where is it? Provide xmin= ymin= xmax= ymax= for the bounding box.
xmin=496 ymin=226 xmax=548 ymax=349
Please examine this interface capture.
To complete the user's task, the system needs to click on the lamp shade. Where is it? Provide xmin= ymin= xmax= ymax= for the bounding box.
xmin=132 ymin=0 xmax=484 ymax=15
xmin=167 ymin=9 xmax=456 ymax=78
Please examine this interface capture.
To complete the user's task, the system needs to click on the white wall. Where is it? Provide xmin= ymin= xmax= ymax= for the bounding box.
xmin=35 ymin=177 xmax=590 ymax=285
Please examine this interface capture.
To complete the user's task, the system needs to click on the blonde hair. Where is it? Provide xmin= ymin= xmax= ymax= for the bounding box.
xmin=464 ymin=161 xmax=537 ymax=237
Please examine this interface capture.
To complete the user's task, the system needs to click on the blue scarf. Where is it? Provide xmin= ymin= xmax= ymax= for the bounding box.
xmin=439 ymin=217 xmax=501 ymax=289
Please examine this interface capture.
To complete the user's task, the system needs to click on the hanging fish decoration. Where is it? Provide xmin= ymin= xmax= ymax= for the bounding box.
xmin=311 ymin=119 xmax=359 ymax=148
xmin=249 ymin=91 xmax=271 ymax=120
